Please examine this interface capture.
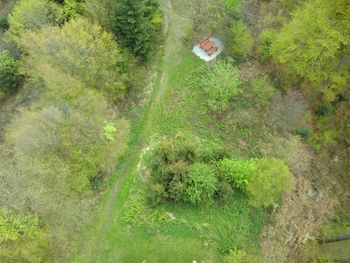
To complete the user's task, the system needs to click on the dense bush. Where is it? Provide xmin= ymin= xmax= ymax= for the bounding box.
xmin=247 ymin=75 xmax=275 ymax=106
xmin=246 ymin=158 xmax=294 ymax=208
xmin=217 ymin=158 xmax=256 ymax=190
xmin=257 ymin=29 xmax=277 ymax=61
xmin=230 ymin=21 xmax=254 ymax=59
xmin=192 ymin=59 xmax=241 ymax=112
xmin=317 ymin=104 xmax=334 ymax=116
xmin=185 ymin=163 xmax=217 ymax=205
xmin=147 ymin=134 xmax=199 ymax=204
xmin=0 ymin=51 xmax=21 ymax=97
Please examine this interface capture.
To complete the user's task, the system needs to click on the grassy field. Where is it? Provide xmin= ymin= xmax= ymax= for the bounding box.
xmin=74 ymin=1 xmax=272 ymax=262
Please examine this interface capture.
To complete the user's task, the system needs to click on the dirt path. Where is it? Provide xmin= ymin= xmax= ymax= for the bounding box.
xmin=80 ymin=2 xmax=187 ymax=261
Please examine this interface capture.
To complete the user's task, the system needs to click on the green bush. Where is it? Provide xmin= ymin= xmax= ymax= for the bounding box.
xmin=185 ymin=163 xmax=217 ymax=205
xmin=222 ymin=247 xmax=247 ymax=263
xmin=0 ymin=51 xmax=21 ymax=96
xmin=317 ymin=104 xmax=334 ymax=116
xmin=192 ymin=59 xmax=242 ymax=112
xmin=147 ymin=135 xmax=227 ymax=205
xmin=248 ymin=75 xmax=275 ymax=106
xmin=0 ymin=209 xmax=48 ymax=263
xmin=257 ymin=29 xmax=277 ymax=61
xmin=217 ymin=158 xmax=256 ymax=190
xmin=230 ymin=21 xmax=254 ymax=59
xmin=246 ymin=158 xmax=294 ymax=208
xmin=0 ymin=15 xmax=9 ymax=30
xmin=215 ymin=180 xmax=235 ymax=201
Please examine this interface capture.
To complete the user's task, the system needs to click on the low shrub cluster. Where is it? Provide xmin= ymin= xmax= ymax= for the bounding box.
xmin=146 ymin=134 xmax=294 ymax=208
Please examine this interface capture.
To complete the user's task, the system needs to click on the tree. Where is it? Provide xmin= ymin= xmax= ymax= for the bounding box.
xmin=0 ymin=51 xmax=21 ymax=97
xmin=0 ymin=209 xmax=48 ymax=263
xmin=112 ymin=0 xmax=160 ymax=60
xmin=246 ymin=158 xmax=293 ymax=208
xmin=192 ymin=59 xmax=242 ymax=112
xmin=185 ymin=163 xmax=217 ymax=205
xmin=230 ymin=21 xmax=254 ymax=59
xmin=6 ymin=0 xmax=57 ymax=44
xmin=271 ymin=0 xmax=350 ymax=102
xmin=5 ymin=89 xmax=129 ymax=194
xmin=20 ymin=18 xmax=128 ymax=101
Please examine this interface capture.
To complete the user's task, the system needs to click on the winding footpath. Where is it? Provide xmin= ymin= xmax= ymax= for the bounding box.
xmin=78 ymin=2 xmax=187 ymax=262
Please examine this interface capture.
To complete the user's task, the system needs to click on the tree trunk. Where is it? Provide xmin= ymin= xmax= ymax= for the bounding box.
xmin=319 ymin=231 xmax=350 ymax=244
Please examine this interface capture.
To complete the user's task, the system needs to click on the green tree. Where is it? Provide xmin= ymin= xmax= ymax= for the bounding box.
xmin=192 ymin=59 xmax=242 ymax=112
xmin=112 ymin=0 xmax=160 ymax=60
xmin=230 ymin=21 xmax=254 ymax=59
xmin=0 ymin=51 xmax=21 ymax=97
xmin=20 ymin=18 xmax=128 ymax=101
xmin=271 ymin=0 xmax=350 ymax=102
xmin=246 ymin=158 xmax=293 ymax=208
xmin=0 ymin=209 xmax=48 ymax=263
xmin=6 ymin=0 xmax=57 ymax=44
xmin=185 ymin=163 xmax=217 ymax=205
xmin=217 ymin=158 xmax=256 ymax=190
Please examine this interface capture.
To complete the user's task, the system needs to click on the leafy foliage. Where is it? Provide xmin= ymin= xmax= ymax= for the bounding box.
xmin=185 ymin=163 xmax=217 ymax=205
xmin=20 ymin=18 xmax=128 ymax=101
xmin=0 ymin=209 xmax=48 ymax=263
xmin=230 ymin=21 xmax=254 ymax=59
xmin=217 ymin=158 xmax=256 ymax=190
xmin=5 ymin=90 xmax=129 ymax=193
xmin=247 ymin=158 xmax=294 ymax=208
xmin=192 ymin=59 xmax=241 ymax=112
xmin=6 ymin=0 xmax=57 ymax=44
xmin=257 ymin=29 xmax=277 ymax=61
xmin=0 ymin=51 xmax=21 ymax=97
xmin=222 ymin=247 xmax=247 ymax=263
xmin=271 ymin=0 xmax=350 ymax=101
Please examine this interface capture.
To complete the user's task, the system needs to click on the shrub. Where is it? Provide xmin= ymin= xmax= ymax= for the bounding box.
xmin=217 ymin=158 xmax=256 ymax=190
xmin=192 ymin=59 xmax=242 ymax=112
xmin=0 ymin=209 xmax=48 ymax=263
xmin=185 ymin=163 xmax=217 ymax=205
xmin=0 ymin=51 xmax=21 ymax=96
xmin=215 ymin=180 xmax=235 ymax=201
xmin=297 ymin=127 xmax=312 ymax=141
xmin=222 ymin=247 xmax=247 ymax=263
xmin=248 ymin=75 xmax=275 ymax=106
xmin=0 ymin=15 xmax=9 ymax=30
xmin=246 ymin=158 xmax=294 ymax=207
xmin=317 ymin=104 xmax=334 ymax=116
xmin=257 ymin=29 xmax=277 ymax=61
xmin=230 ymin=21 xmax=254 ymax=59
xmin=147 ymin=135 xmax=226 ymax=205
